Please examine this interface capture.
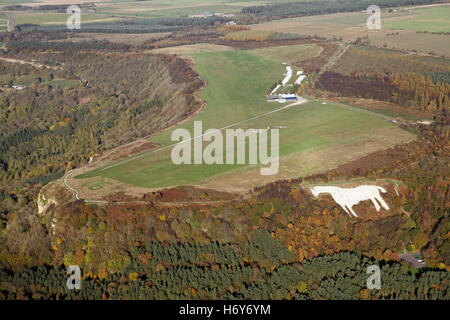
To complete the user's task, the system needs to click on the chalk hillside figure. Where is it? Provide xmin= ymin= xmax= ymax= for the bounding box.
xmin=310 ymin=185 xmax=390 ymax=218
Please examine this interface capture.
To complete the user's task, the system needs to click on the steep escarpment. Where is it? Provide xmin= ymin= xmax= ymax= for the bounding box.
xmin=0 ymin=48 xmax=206 ymax=271
xmin=0 ymin=51 xmax=204 ymax=186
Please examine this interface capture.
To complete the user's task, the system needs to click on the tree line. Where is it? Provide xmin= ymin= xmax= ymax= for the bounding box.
xmin=316 ymin=71 xmax=450 ymax=111
xmin=1 ymin=247 xmax=448 ymax=300
xmin=0 ymin=51 xmax=203 ymax=185
xmin=242 ymin=0 xmax=441 ymax=19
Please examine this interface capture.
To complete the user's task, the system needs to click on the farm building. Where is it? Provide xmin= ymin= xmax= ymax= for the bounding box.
xmin=266 ymin=94 xmax=298 ymax=103
xmin=279 ymin=94 xmax=297 ymax=101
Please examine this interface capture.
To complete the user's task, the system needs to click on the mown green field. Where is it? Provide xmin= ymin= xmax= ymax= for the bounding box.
xmin=77 ymin=49 xmax=284 ymax=184
xmin=384 ymin=5 xmax=450 ymax=33
xmin=76 ymin=49 xmax=413 ymax=190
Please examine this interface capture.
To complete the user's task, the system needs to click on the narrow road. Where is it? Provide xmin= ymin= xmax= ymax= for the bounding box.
xmin=63 ymin=142 xmax=133 ymax=201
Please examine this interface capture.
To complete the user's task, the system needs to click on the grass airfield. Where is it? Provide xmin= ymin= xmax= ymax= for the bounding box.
xmin=75 ymin=48 xmax=415 ymax=194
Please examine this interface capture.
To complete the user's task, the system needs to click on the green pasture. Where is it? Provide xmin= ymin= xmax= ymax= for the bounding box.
xmin=384 ymin=5 xmax=450 ymax=33
xmin=76 ymin=49 xmax=404 ymax=189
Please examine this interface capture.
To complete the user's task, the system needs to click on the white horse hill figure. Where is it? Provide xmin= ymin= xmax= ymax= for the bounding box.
xmin=310 ymin=185 xmax=390 ymax=218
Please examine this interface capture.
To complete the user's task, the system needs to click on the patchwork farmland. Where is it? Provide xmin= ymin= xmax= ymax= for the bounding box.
xmin=250 ymin=3 xmax=450 ymax=57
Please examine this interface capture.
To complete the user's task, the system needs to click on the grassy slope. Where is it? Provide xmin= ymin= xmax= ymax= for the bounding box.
xmin=77 ymin=49 xmax=410 ymax=189
xmin=77 ymin=50 xmax=284 ymax=184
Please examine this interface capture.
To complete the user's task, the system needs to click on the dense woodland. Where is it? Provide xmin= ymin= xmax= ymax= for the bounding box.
xmin=317 ymin=71 xmax=450 ymax=111
xmin=241 ymin=0 xmax=441 ymax=19
xmin=3 ymin=39 xmax=131 ymax=53
xmin=313 ymin=44 xmax=450 ymax=113
xmin=1 ymin=241 xmax=448 ymax=300
xmin=0 ymin=48 xmax=203 ymax=185
xmin=15 ymin=16 xmax=230 ymax=34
